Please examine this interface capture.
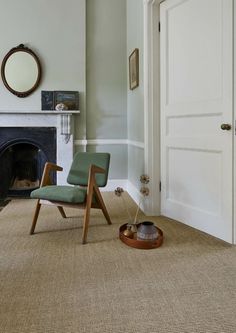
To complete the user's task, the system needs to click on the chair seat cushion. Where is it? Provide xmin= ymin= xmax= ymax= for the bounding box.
xmin=30 ymin=185 xmax=87 ymax=203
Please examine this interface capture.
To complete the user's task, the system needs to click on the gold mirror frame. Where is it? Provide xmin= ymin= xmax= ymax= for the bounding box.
xmin=1 ymin=44 xmax=42 ymax=98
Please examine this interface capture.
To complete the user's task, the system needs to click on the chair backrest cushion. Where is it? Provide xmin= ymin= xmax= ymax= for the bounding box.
xmin=67 ymin=152 xmax=110 ymax=187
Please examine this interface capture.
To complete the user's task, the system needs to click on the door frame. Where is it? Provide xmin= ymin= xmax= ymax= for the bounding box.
xmin=233 ymin=0 xmax=235 ymax=243
xmin=143 ymin=0 xmax=235 ymax=243
xmin=143 ymin=0 xmax=161 ymax=215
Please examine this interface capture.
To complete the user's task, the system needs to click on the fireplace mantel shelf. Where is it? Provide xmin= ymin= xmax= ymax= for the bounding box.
xmin=0 ymin=110 xmax=80 ymax=115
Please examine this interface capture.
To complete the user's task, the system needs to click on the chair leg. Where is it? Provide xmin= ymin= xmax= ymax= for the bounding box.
xmin=94 ymin=186 xmax=112 ymax=225
xmin=82 ymin=191 xmax=93 ymax=245
xmin=30 ymin=199 xmax=41 ymax=235
xmin=57 ymin=206 xmax=66 ymax=218
xmin=82 ymin=207 xmax=90 ymax=245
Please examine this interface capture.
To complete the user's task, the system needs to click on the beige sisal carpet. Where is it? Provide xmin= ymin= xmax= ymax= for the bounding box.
xmin=0 ymin=193 xmax=236 ymax=333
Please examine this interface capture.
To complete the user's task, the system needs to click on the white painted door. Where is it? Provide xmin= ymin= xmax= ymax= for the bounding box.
xmin=160 ymin=0 xmax=233 ymax=242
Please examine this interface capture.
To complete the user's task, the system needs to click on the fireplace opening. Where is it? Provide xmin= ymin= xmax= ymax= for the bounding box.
xmin=0 ymin=127 xmax=57 ymax=199
xmin=0 ymin=142 xmax=47 ymax=199
xmin=9 ymin=143 xmax=41 ymax=191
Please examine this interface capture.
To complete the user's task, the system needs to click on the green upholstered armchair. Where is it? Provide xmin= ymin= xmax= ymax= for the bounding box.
xmin=30 ymin=152 xmax=112 ymax=244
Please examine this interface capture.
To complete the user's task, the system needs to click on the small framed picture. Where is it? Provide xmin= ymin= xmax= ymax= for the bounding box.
xmin=129 ymin=48 xmax=139 ymax=90
xmin=54 ymin=91 xmax=79 ymax=110
xmin=41 ymin=91 xmax=54 ymax=110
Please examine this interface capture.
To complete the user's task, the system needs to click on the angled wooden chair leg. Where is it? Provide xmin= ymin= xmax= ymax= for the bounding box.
xmin=57 ymin=206 xmax=66 ymax=218
xmin=82 ymin=185 xmax=94 ymax=245
xmin=94 ymin=186 xmax=112 ymax=225
xmin=30 ymin=199 xmax=41 ymax=235
xmin=82 ymin=207 xmax=90 ymax=245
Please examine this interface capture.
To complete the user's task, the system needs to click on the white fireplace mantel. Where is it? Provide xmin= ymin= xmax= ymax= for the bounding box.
xmin=0 ymin=110 xmax=80 ymax=185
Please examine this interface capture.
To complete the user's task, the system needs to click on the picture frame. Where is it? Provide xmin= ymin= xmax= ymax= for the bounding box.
xmin=41 ymin=91 xmax=54 ymax=110
xmin=54 ymin=91 xmax=79 ymax=110
xmin=41 ymin=90 xmax=79 ymax=111
xmin=129 ymin=48 xmax=139 ymax=90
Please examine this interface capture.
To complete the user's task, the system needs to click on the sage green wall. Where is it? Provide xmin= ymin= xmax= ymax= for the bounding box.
xmin=85 ymin=0 xmax=127 ymax=179
xmin=0 ymin=0 xmax=142 ymax=183
xmin=87 ymin=145 xmax=127 ymax=179
xmin=127 ymin=0 xmax=145 ymax=188
xmin=86 ymin=0 xmax=127 ymax=140
xmin=0 ymin=0 xmax=86 ymax=133
xmin=127 ymin=0 xmax=144 ymax=143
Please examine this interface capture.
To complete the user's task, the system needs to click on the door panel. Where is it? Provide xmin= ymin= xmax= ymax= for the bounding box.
xmin=160 ymin=0 xmax=233 ymax=242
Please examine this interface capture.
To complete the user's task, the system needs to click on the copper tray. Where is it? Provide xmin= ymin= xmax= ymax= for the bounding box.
xmin=119 ymin=223 xmax=163 ymax=249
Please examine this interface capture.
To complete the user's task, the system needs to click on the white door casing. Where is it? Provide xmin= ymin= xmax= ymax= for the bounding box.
xmin=143 ymin=0 xmax=161 ymax=215
xmin=160 ymin=0 xmax=234 ymax=242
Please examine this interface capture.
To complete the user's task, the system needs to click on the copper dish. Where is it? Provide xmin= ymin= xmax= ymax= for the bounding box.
xmin=119 ymin=223 xmax=163 ymax=249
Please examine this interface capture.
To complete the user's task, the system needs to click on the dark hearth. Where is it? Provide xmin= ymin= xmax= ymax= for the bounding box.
xmin=9 ymin=143 xmax=39 ymax=190
xmin=0 ymin=127 xmax=56 ymax=199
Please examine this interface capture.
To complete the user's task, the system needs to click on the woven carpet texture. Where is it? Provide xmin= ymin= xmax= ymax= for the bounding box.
xmin=0 ymin=193 xmax=236 ymax=333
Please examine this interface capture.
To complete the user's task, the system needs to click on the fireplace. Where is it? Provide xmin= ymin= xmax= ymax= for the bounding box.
xmin=0 ymin=127 xmax=56 ymax=199
xmin=0 ymin=110 xmax=78 ymax=198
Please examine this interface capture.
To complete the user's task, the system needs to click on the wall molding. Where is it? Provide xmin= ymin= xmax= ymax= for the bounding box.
xmin=128 ymin=140 xmax=145 ymax=149
xmin=74 ymin=139 xmax=144 ymax=149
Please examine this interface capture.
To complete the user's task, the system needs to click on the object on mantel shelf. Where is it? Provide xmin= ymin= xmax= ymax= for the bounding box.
xmin=55 ymin=103 xmax=68 ymax=111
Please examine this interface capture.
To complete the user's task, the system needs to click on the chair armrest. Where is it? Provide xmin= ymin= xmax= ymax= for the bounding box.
xmin=40 ymin=162 xmax=63 ymax=187
xmin=90 ymin=164 xmax=106 ymax=175
xmin=44 ymin=162 xmax=63 ymax=172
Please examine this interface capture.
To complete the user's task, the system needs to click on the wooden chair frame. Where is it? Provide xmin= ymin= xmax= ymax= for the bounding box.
xmin=30 ymin=162 xmax=112 ymax=244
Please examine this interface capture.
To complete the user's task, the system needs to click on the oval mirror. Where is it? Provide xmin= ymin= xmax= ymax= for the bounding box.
xmin=1 ymin=44 xmax=41 ymax=97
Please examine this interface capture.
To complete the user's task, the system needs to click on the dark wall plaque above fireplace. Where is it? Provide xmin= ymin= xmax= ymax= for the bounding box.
xmin=0 ymin=127 xmax=56 ymax=199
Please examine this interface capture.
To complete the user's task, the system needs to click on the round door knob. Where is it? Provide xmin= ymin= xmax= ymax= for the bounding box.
xmin=221 ymin=123 xmax=231 ymax=131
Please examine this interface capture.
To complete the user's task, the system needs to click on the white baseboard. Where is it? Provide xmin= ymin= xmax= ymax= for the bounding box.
xmin=126 ymin=180 xmax=144 ymax=210
xmin=102 ymin=179 xmax=128 ymax=192
xmin=102 ymin=179 xmax=144 ymax=211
